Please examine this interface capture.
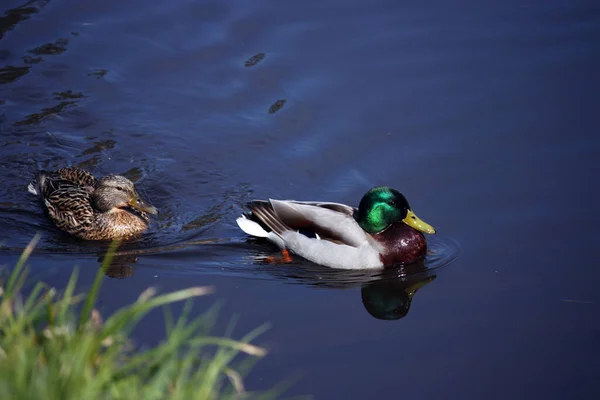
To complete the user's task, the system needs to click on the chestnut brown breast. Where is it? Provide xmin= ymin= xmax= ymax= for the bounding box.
xmin=372 ymin=222 xmax=427 ymax=266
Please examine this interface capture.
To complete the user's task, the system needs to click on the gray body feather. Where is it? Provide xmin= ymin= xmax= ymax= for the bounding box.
xmin=237 ymin=199 xmax=384 ymax=269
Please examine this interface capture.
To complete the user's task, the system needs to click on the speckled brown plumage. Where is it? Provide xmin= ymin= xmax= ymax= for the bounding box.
xmin=28 ymin=167 xmax=157 ymax=241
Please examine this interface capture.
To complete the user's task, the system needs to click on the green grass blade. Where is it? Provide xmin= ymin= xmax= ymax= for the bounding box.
xmin=101 ymin=286 xmax=214 ymax=339
xmin=21 ymin=282 xmax=47 ymax=314
xmin=189 ymin=335 xmax=267 ymax=357
xmin=78 ymin=240 xmax=120 ymax=329
xmin=5 ymin=234 xmax=40 ymax=296
xmin=58 ymin=268 xmax=79 ymax=323
xmin=0 ymin=235 xmax=296 ymax=399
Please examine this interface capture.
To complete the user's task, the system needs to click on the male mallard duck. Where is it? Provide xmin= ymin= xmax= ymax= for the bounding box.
xmin=27 ymin=167 xmax=159 ymax=240
xmin=236 ymin=186 xmax=436 ymax=269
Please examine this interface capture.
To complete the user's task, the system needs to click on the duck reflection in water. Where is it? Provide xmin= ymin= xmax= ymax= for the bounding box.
xmin=97 ymin=251 xmax=138 ymax=279
xmin=247 ymin=244 xmax=436 ymax=321
xmin=361 ymin=271 xmax=435 ymax=320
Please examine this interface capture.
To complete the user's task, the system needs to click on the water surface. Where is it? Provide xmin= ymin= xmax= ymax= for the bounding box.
xmin=1 ymin=0 xmax=599 ymax=398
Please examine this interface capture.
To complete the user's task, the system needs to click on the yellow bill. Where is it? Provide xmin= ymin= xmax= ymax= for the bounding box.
xmin=403 ymin=210 xmax=436 ymax=234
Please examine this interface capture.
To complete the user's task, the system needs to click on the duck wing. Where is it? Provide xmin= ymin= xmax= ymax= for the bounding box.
xmin=285 ymin=200 xmax=357 ymax=216
xmin=247 ymin=199 xmax=368 ymax=248
xmin=43 ymin=184 xmax=95 ymax=236
xmin=54 ymin=167 xmax=97 ymax=187
xmin=29 ymin=167 xmax=96 ymax=198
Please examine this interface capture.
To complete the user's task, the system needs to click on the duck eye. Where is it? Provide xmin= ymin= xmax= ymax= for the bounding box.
xmin=116 ymin=186 xmax=124 ymax=191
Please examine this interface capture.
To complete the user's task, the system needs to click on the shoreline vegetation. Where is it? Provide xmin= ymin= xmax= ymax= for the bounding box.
xmin=0 ymin=235 xmax=295 ymax=399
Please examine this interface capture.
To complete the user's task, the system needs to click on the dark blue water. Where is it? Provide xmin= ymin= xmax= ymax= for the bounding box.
xmin=1 ymin=0 xmax=599 ymax=398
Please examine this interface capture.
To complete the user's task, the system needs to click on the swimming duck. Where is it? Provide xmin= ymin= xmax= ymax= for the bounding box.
xmin=27 ymin=167 xmax=159 ymax=240
xmin=236 ymin=186 xmax=436 ymax=269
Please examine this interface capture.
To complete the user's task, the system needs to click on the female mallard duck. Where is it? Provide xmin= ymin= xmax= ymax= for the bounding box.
xmin=236 ymin=186 xmax=436 ymax=269
xmin=27 ymin=167 xmax=159 ymax=240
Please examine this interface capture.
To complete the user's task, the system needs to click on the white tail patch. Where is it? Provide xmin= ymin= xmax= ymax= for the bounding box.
xmin=236 ymin=215 xmax=269 ymax=238
xmin=27 ymin=182 xmax=38 ymax=196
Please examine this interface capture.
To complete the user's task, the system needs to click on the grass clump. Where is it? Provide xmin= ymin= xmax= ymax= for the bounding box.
xmin=0 ymin=235 xmax=281 ymax=400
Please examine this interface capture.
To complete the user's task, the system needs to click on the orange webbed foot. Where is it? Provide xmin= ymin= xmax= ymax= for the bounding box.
xmin=264 ymin=249 xmax=293 ymax=264
xmin=281 ymin=249 xmax=292 ymax=263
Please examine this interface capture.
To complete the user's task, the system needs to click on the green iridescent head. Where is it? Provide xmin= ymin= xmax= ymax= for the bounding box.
xmin=355 ymin=186 xmax=436 ymax=235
